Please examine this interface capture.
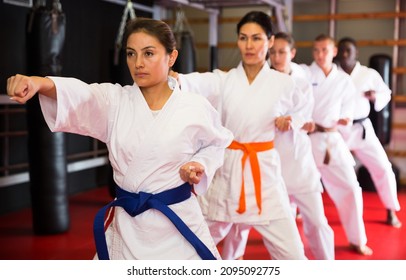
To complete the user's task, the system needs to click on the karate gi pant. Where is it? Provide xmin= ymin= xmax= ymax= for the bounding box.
xmin=289 ymin=192 xmax=335 ymax=259
xmin=221 ymin=223 xmax=251 ymax=260
xmin=318 ymin=162 xmax=367 ymax=246
xmin=309 ymin=132 xmax=368 ymax=247
xmin=206 ymin=218 xmax=307 ymax=260
xmin=347 ymin=120 xmax=400 ymax=211
xmin=220 ymin=192 xmax=335 ymax=260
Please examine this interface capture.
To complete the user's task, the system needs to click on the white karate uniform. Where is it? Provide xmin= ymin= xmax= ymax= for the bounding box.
xmin=301 ymin=62 xmax=368 ymax=247
xmin=221 ymin=62 xmax=335 ymax=260
xmin=39 ymin=76 xmax=234 ymax=260
xmin=179 ymin=62 xmax=307 ymax=260
xmin=338 ymin=62 xmax=400 ymax=211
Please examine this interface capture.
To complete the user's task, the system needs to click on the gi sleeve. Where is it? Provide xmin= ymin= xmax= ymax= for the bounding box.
xmin=178 ymin=70 xmax=224 ymax=111
xmin=369 ymin=68 xmax=392 ymax=112
xmin=340 ymin=77 xmax=356 ymax=124
xmin=39 ymin=76 xmax=118 ymax=143
xmin=188 ymin=96 xmax=234 ymax=195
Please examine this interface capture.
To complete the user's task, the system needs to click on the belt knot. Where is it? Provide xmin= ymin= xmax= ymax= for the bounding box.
xmin=227 ymin=140 xmax=274 ymax=215
xmin=93 ymin=183 xmax=217 ymax=260
xmin=126 ymin=191 xmax=153 ymax=217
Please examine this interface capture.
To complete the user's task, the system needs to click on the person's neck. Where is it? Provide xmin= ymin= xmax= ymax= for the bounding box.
xmin=141 ymin=82 xmax=172 ymax=111
xmin=319 ymin=63 xmax=333 ymax=77
xmin=243 ymin=61 xmax=265 ymax=84
xmin=341 ymin=61 xmax=356 ymax=75
xmin=284 ymin=65 xmax=292 ymax=75
xmin=270 ymin=66 xmax=291 ymax=75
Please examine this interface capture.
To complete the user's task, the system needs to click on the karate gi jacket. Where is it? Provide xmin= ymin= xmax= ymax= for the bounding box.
xmin=39 ymin=77 xmax=234 ymax=259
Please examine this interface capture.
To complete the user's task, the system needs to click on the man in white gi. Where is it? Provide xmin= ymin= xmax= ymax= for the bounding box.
xmin=301 ymin=34 xmax=373 ymax=255
xmin=220 ymin=32 xmax=335 ymax=260
xmin=336 ymin=37 xmax=401 ymax=228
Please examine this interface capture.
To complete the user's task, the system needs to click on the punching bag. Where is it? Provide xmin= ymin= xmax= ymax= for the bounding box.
xmin=368 ymin=54 xmax=392 ymax=145
xmin=173 ymin=31 xmax=197 ymax=74
xmin=210 ymin=45 xmax=218 ymax=71
xmin=26 ymin=0 xmax=69 ymax=234
xmin=109 ymin=48 xmax=133 ymax=86
xmin=172 ymin=9 xmax=196 ymax=74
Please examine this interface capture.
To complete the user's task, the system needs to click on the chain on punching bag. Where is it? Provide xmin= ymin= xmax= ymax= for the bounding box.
xmin=368 ymin=54 xmax=392 ymax=145
xmin=26 ymin=0 xmax=69 ymax=234
xmin=172 ymin=9 xmax=197 ymax=74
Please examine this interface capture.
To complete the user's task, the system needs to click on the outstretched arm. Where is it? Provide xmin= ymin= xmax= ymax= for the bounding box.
xmin=7 ymin=74 xmax=56 ymax=104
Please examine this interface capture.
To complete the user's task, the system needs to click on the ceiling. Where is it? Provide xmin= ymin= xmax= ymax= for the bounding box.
xmin=153 ymin=0 xmax=289 ymax=10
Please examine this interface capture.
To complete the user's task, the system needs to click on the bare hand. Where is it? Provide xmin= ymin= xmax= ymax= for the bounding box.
xmin=179 ymin=161 xmax=205 ymax=185
xmin=364 ymin=90 xmax=376 ymax=102
xmin=275 ymin=115 xmax=292 ymax=131
xmin=337 ymin=118 xmax=351 ymax=126
xmin=7 ymin=74 xmax=39 ymax=104
xmin=302 ymin=121 xmax=315 ymax=133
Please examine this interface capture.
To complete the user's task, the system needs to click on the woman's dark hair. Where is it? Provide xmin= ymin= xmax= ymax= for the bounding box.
xmin=236 ymin=11 xmax=273 ymax=39
xmin=123 ymin=18 xmax=176 ymax=54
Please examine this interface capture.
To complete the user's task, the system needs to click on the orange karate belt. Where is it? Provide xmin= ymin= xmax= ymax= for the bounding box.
xmin=227 ymin=140 xmax=274 ymax=215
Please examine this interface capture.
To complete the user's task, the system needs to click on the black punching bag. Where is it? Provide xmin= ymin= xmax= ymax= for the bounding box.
xmin=109 ymin=48 xmax=133 ymax=86
xmin=26 ymin=0 xmax=69 ymax=234
xmin=210 ymin=46 xmax=218 ymax=71
xmin=368 ymin=54 xmax=392 ymax=145
xmin=172 ymin=9 xmax=196 ymax=74
xmin=173 ymin=31 xmax=197 ymax=74
xmin=109 ymin=1 xmax=135 ymax=86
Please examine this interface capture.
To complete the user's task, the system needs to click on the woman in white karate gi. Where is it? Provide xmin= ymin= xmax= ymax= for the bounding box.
xmin=175 ymin=11 xmax=307 ymax=260
xmin=6 ymin=18 xmax=233 ymax=260
xmin=221 ymin=32 xmax=335 ymax=260
xmin=336 ymin=37 xmax=401 ymax=228
xmin=301 ymin=34 xmax=373 ymax=256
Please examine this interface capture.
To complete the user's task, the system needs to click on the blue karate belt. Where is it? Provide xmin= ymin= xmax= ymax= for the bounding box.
xmin=353 ymin=117 xmax=368 ymax=139
xmin=93 ymin=182 xmax=216 ymax=260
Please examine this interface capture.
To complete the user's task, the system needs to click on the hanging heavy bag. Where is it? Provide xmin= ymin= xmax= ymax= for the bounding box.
xmin=109 ymin=48 xmax=133 ymax=86
xmin=368 ymin=54 xmax=392 ymax=145
xmin=109 ymin=0 xmax=135 ymax=86
xmin=26 ymin=0 xmax=69 ymax=234
xmin=172 ymin=9 xmax=196 ymax=74
xmin=210 ymin=45 xmax=218 ymax=71
xmin=173 ymin=31 xmax=197 ymax=74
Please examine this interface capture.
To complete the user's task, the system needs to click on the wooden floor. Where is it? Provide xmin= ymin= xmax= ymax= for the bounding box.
xmin=0 ymin=185 xmax=405 ymax=260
